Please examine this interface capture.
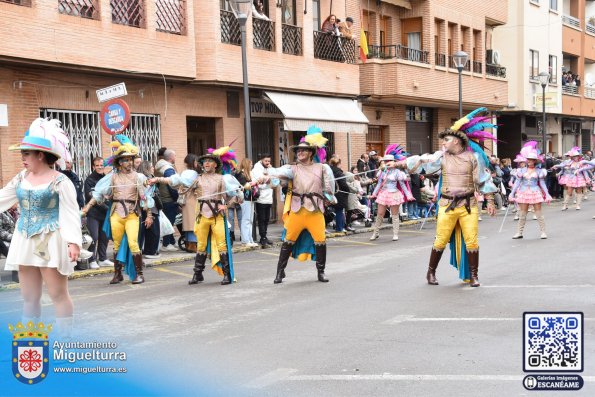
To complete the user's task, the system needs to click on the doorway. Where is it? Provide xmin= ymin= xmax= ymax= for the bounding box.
xmin=187 ymin=117 xmax=216 ymax=156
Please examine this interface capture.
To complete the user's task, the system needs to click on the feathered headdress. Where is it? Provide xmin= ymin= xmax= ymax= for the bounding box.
xmin=10 ymin=118 xmax=72 ymax=169
xmin=384 ymin=144 xmax=409 ymax=161
xmin=294 ymin=125 xmax=328 ymax=164
xmin=207 ymin=146 xmax=238 ymax=175
xmin=104 ymin=134 xmax=139 ymax=167
xmin=565 ymin=146 xmax=581 ymax=157
xmin=519 ymin=141 xmax=543 ymax=162
xmin=439 ymin=107 xmax=498 ymax=146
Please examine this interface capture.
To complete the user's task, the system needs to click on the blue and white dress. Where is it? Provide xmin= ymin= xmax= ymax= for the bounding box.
xmin=0 ymin=171 xmax=82 ymax=276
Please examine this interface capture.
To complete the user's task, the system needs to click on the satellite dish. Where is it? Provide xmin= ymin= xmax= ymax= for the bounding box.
xmin=586 ymin=73 xmax=594 ymax=86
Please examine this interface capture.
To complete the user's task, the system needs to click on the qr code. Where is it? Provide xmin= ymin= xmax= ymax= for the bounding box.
xmin=523 ymin=312 xmax=583 ymax=372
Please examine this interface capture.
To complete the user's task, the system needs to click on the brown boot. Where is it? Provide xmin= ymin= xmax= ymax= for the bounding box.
xmin=468 ymin=250 xmax=480 ymax=287
xmin=426 ymin=248 xmax=443 ymax=285
xmin=186 ymin=241 xmax=197 ymax=253
xmin=131 ymin=254 xmax=145 ymax=284
xmin=110 ymin=253 xmax=123 ymax=284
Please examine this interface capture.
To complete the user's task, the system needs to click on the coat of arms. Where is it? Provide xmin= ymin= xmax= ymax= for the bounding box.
xmin=9 ymin=321 xmax=51 ymax=385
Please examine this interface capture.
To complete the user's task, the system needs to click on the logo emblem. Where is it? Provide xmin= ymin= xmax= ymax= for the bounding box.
xmin=9 ymin=321 xmax=52 ymax=385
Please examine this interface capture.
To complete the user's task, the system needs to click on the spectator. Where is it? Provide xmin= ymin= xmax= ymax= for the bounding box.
xmin=177 ymin=154 xmax=200 ymax=252
xmin=419 ymin=175 xmax=436 ymax=217
xmin=329 ymin=156 xmax=350 ymax=232
xmin=252 ymin=153 xmax=277 ymax=247
xmin=155 ymin=149 xmax=179 ymax=251
xmin=138 ymin=160 xmax=162 ymax=259
xmin=368 ymin=151 xmax=379 ymax=175
xmin=338 ymin=16 xmax=354 ymax=40
xmin=0 ymin=206 xmax=17 ymax=258
xmin=357 ymin=153 xmax=370 ymax=174
xmin=83 ymin=157 xmax=112 ymax=269
xmin=59 ymin=160 xmax=85 ymax=208
xmin=157 ymin=147 xmax=167 ymax=161
xmin=227 ymin=200 xmax=242 ymax=244
xmin=321 ymin=14 xmax=339 ymax=35
xmin=409 ymin=172 xmax=421 ymax=220
xmin=134 ymin=156 xmax=142 ymax=171
xmin=234 ymin=158 xmax=258 ymax=247
xmin=252 ymin=0 xmax=270 ymax=21
xmin=345 ymin=166 xmax=365 ymax=229
xmin=501 ymin=158 xmax=513 ymax=200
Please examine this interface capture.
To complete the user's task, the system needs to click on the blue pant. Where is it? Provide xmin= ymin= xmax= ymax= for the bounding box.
xmin=239 ymin=201 xmax=255 ymax=243
xmin=227 ymin=206 xmax=242 ymax=235
xmin=334 ymin=207 xmax=346 ymax=231
xmin=162 ymin=202 xmax=178 ymax=247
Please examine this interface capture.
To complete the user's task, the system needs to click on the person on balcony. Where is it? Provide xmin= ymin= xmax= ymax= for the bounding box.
xmin=252 ymin=0 xmax=270 ymax=21
xmin=338 ymin=16 xmax=354 ymax=40
xmin=322 ymin=14 xmax=339 ymax=35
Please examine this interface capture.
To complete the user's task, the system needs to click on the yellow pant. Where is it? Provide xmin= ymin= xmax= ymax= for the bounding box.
xmin=284 ymin=208 xmax=326 ymax=243
xmin=111 ymin=213 xmax=141 ymax=254
xmin=195 ymin=215 xmax=227 ymax=253
xmin=433 ymin=204 xmax=479 ymax=250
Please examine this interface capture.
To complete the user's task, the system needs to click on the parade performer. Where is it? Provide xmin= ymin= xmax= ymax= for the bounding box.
xmin=403 ymin=108 xmax=498 ymax=287
xmin=82 ymin=136 xmax=154 ymax=285
xmin=261 ymin=126 xmax=335 ymax=284
xmin=509 ymin=142 xmax=551 ymax=239
xmin=510 ymin=155 xmax=527 ymax=220
xmin=576 ymin=158 xmax=595 ymax=218
xmin=0 ymin=118 xmax=81 ymax=337
xmin=369 ymin=145 xmax=412 ymax=241
xmin=553 ymin=147 xmax=590 ymax=210
xmin=152 ymin=146 xmax=243 ymax=285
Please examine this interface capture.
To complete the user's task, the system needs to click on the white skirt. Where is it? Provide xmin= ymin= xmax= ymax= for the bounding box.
xmin=4 ymin=229 xmax=76 ymax=276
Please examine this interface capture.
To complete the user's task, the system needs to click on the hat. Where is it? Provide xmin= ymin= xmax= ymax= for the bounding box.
xmin=519 ymin=141 xmax=542 ymax=162
xmin=290 ymin=141 xmax=317 ymax=154
xmin=513 ymin=154 xmax=527 ymax=163
xmin=10 ymin=118 xmax=71 ymax=168
xmin=439 ymin=107 xmax=497 ymax=147
xmin=384 ymin=144 xmax=408 ymax=161
xmin=199 ymin=145 xmax=238 ymax=174
xmin=565 ymin=147 xmax=581 ymax=157
xmin=198 ymin=153 xmax=223 ymax=171
xmin=369 ymin=150 xmax=377 ymax=156
xmin=346 ymin=17 xmax=354 ymax=23
xmin=291 ymin=125 xmax=328 ymax=164
xmin=381 ymin=154 xmax=395 ymax=161
xmin=104 ymin=135 xmax=139 ymax=167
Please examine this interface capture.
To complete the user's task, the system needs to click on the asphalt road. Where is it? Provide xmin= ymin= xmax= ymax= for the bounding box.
xmin=1 ymin=199 xmax=594 ymax=396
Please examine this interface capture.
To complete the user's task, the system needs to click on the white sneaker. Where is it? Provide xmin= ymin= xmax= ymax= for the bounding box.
xmin=162 ymin=245 xmax=178 ymax=252
xmin=88 ymin=261 xmax=100 ymax=269
xmin=369 ymin=232 xmax=379 ymax=241
xmin=478 ymin=216 xmax=483 ymax=221
xmin=532 ymin=215 xmax=537 ymax=220
xmin=143 ymin=254 xmax=161 ymax=259
xmin=79 ymin=249 xmax=93 ymax=260
xmin=540 ymin=232 xmax=547 ymax=239
xmin=98 ymin=259 xmax=114 ymax=267
xmin=352 ymin=221 xmax=362 ymax=226
xmin=513 ymin=215 xmax=519 ymax=220
xmin=392 ymin=235 xmax=399 ymax=241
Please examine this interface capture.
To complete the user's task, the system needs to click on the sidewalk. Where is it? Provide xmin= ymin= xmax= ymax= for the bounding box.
xmin=0 ymin=216 xmax=435 ymax=289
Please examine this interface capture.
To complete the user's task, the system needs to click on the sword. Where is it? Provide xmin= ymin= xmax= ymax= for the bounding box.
xmin=498 ymin=202 xmax=511 ymax=233
xmin=419 ymin=202 xmax=435 ymax=231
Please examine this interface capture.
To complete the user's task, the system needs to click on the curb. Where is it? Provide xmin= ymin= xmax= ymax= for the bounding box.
xmin=0 ymin=217 xmax=436 ymax=291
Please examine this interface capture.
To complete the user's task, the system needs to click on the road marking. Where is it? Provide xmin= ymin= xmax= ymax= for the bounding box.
xmin=481 ymin=285 xmax=595 ymax=288
xmin=257 ymin=251 xmax=281 ymax=257
xmin=245 ymin=368 xmax=298 ymax=388
xmin=333 ymin=239 xmax=378 ymax=246
xmin=285 ymin=374 xmax=595 ymax=382
xmin=154 ymin=267 xmax=189 ymax=278
xmin=384 ymin=315 xmax=593 ymax=324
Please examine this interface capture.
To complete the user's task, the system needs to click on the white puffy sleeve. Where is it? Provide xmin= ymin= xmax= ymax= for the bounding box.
xmin=169 ymin=170 xmax=198 ymax=188
xmin=92 ymin=172 xmax=114 ymax=203
xmin=136 ymin=174 xmax=154 ymax=209
xmin=266 ymin=165 xmax=294 ymax=180
xmin=0 ymin=172 xmax=22 ymax=213
xmin=223 ymin=174 xmax=243 ymax=197
xmin=58 ymin=177 xmax=83 ymax=248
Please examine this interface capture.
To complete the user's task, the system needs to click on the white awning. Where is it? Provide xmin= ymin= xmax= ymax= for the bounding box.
xmin=382 ymin=0 xmax=412 ymax=9
xmin=264 ymin=91 xmax=369 ymax=134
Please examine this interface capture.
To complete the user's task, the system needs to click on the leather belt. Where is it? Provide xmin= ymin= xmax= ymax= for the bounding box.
xmin=441 ymin=192 xmax=474 ymax=214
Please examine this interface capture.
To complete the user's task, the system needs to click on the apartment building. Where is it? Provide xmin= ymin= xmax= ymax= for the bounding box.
xmin=0 ymin=0 xmax=368 ymax=193
xmin=358 ymin=0 xmax=508 ymax=156
xmin=494 ymin=0 xmax=595 ymax=160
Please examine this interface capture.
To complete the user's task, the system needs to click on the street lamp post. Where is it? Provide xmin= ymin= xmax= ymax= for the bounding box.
xmin=453 ymin=51 xmax=469 ymax=118
xmin=232 ymin=0 xmax=253 ymax=159
xmin=538 ymin=72 xmax=550 ymax=156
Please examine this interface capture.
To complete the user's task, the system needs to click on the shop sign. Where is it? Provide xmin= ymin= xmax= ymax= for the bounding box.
xmin=100 ymin=99 xmax=131 ymax=135
xmin=250 ymin=98 xmax=283 ymax=118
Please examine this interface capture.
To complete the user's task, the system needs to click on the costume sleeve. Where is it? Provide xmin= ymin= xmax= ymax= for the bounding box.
xmin=538 ymin=170 xmax=552 ymax=200
xmin=92 ymin=173 xmax=114 ymax=203
xmin=266 ymin=165 xmax=294 ymax=180
xmin=403 ymin=151 xmax=444 ymax=174
xmin=509 ymin=173 xmax=522 ymax=198
xmin=223 ymin=174 xmax=243 ymax=197
xmin=252 ymin=164 xmax=279 ymax=191
xmin=168 ymin=170 xmax=199 ymax=188
xmin=0 ymin=173 xmax=20 ymax=214
xmin=371 ymin=171 xmax=384 ymax=197
xmin=473 ymin=153 xmax=498 ymax=194
xmin=577 ymin=160 xmax=595 ymax=173
xmin=136 ymin=174 xmax=154 ymax=209
xmin=322 ymin=164 xmax=336 ymax=202
xmin=57 ymin=177 xmax=83 ymax=248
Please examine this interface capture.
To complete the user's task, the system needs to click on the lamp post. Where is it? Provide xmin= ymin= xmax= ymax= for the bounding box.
xmin=538 ymin=72 xmax=550 ymax=156
xmin=232 ymin=0 xmax=253 ymax=159
xmin=453 ymin=51 xmax=469 ymax=118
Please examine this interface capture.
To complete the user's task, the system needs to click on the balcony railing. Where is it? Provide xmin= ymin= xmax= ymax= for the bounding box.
xmin=448 ymin=56 xmax=471 ymax=71
xmin=397 ymin=46 xmax=429 ymax=64
xmin=562 ymin=14 xmax=581 ymax=29
xmin=0 ymin=0 xmax=31 ymax=5
xmin=472 ymin=61 xmax=483 ymax=74
xmin=563 ymin=85 xmax=579 ymax=95
xmin=282 ymin=24 xmax=303 ymax=56
xmin=486 ymin=63 xmax=507 ymax=78
xmin=313 ymin=32 xmax=356 ymax=64
xmin=58 ymin=0 xmax=98 ymax=19
xmin=585 ymin=86 xmax=595 ymax=98
xmin=368 ymin=45 xmax=398 ymax=59
xmin=587 ymin=23 xmax=595 ymax=35
xmin=253 ymin=18 xmax=274 ymax=51
xmin=156 ymin=0 xmax=186 ymax=35
xmin=220 ymin=10 xmax=241 ymax=45
xmin=435 ymin=53 xmax=446 ymax=67
xmin=111 ymin=0 xmax=145 ymax=28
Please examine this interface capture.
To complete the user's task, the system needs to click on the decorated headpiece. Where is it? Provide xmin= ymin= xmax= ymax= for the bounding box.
xmin=291 ymin=125 xmax=328 ymax=164
xmin=439 ymin=107 xmax=497 ymax=147
xmin=104 ymin=134 xmax=139 ymax=167
xmin=513 ymin=154 xmax=527 ymax=163
xmin=199 ymin=146 xmax=238 ymax=175
xmin=384 ymin=144 xmax=408 ymax=161
xmin=565 ymin=146 xmax=581 ymax=157
xmin=519 ymin=141 xmax=543 ymax=163
xmin=10 ymin=118 xmax=72 ymax=169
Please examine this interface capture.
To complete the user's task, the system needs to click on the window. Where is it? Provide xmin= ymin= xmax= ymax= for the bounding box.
xmin=312 ymin=0 xmax=320 ymax=31
xmin=123 ymin=114 xmax=162 ymax=166
xmin=111 ymin=0 xmax=145 ymax=28
xmin=406 ymin=106 xmax=431 ymax=122
xmin=281 ymin=0 xmax=296 ymax=25
xmin=58 ymin=0 xmax=99 ymax=19
xmin=549 ymin=55 xmax=557 ymax=84
xmin=530 ymin=49 xmax=539 ymax=80
xmin=39 ymin=109 xmax=102 ymax=180
xmin=549 ymin=0 xmax=557 ymax=11
xmin=156 ymin=0 xmax=186 ymax=35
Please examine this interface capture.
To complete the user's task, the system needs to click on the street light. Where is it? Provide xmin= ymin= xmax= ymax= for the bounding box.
xmin=231 ymin=0 xmax=253 ymax=159
xmin=538 ymin=71 xmax=550 ymax=156
xmin=453 ymin=51 xmax=469 ymax=118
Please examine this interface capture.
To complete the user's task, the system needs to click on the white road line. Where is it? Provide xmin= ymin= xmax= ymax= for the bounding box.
xmin=286 ymin=374 xmax=595 ymax=382
xmin=481 ymin=285 xmax=595 ymax=288
xmin=245 ymin=368 xmax=298 ymax=388
xmin=383 ymin=315 xmax=592 ymax=325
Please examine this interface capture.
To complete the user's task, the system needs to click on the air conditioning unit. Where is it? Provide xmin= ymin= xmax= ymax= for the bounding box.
xmin=486 ymin=49 xmax=501 ymax=65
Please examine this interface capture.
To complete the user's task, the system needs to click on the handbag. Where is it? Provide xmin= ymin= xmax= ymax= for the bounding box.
xmin=159 ymin=210 xmax=175 ymax=237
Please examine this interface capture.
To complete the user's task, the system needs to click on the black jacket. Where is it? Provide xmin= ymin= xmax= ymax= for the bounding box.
xmin=62 ymin=169 xmax=85 ymax=209
xmin=84 ymin=171 xmax=109 ymax=220
xmin=330 ymin=165 xmax=349 ymax=209
xmin=410 ymin=173 xmax=422 ymax=202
